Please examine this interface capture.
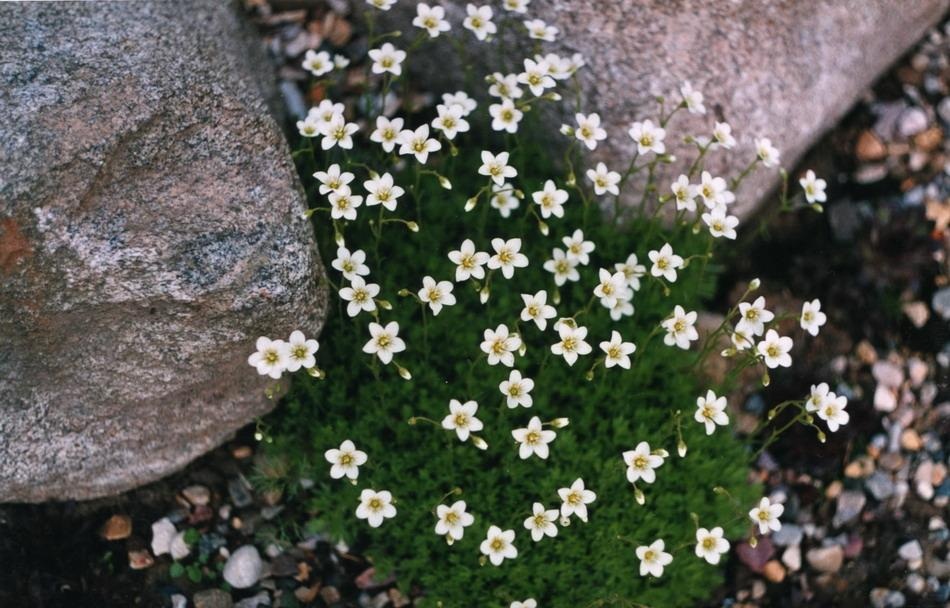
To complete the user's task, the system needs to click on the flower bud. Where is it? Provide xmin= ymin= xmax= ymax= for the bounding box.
xmin=397 ymin=288 xmax=411 ymax=296
xmin=378 ymin=299 xmax=393 ymax=310
xmin=397 ymin=365 xmax=412 ymax=380
xmin=559 ymin=516 xmax=571 ymax=527
xmin=749 ymin=536 xmax=758 ymax=549
xmin=514 ymin=189 xmax=525 ymax=200
xmin=464 ymin=197 xmax=478 ymax=212
xmin=655 ymin=448 xmax=669 ymax=458
xmin=438 ymin=176 xmax=452 ymax=190
xmin=817 ymin=430 xmax=826 ymax=443
xmin=307 ymin=366 xmax=326 ymax=379
xmin=538 ymin=220 xmax=549 ymax=236
xmin=560 ymin=124 xmax=574 ymax=136
xmin=677 ymin=440 xmax=687 ymax=458
xmin=550 ymin=417 xmax=570 ymax=428
xmin=300 ymin=208 xmax=315 ymax=220
xmin=472 ymin=436 xmax=488 ymax=450
xmin=517 ymin=341 xmax=527 ymax=357
xmin=566 ymin=173 xmax=576 ymax=187
xmin=479 ymin=286 xmax=490 ymax=304
xmin=585 ymin=370 xmax=594 ymax=381
xmin=749 ymin=278 xmax=761 ymax=290
xmin=446 ymin=537 xmax=455 ymax=546
xmin=634 ymin=487 xmax=645 ymax=505
xmin=720 ymin=348 xmax=736 ymax=357
xmin=335 ymin=231 xmax=345 ymax=247
xmin=761 ymin=371 xmax=770 ymax=387
xmin=406 ymin=221 xmax=420 ymax=232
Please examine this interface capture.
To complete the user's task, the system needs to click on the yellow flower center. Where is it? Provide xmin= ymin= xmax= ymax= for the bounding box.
xmin=454 ymin=413 xmax=468 ymax=427
xmin=340 ymin=453 xmax=353 ymax=465
xmin=369 ymin=498 xmax=383 ymax=510
xmin=562 ymin=337 xmax=577 ymax=351
xmin=264 ymin=349 xmax=279 ymax=364
xmin=490 ymin=538 xmax=504 ymax=551
xmin=526 ymin=430 xmax=540 ymax=444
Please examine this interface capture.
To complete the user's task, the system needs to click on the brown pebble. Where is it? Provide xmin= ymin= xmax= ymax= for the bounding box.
xmin=100 ymin=514 xmax=132 ymax=541
xmin=901 ymin=429 xmax=923 ymax=452
xmin=914 ymin=126 xmax=944 ymax=152
xmin=825 ymin=480 xmax=843 ymax=499
xmin=856 ymin=340 xmax=878 ymax=365
xmin=763 ymin=559 xmax=786 ymax=583
xmin=879 ymin=452 xmax=904 ymax=472
xmin=855 ymin=130 xmax=887 ymax=161
xmin=232 ymin=445 xmax=253 ymax=460
xmin=128 ymin=549 xmax=154 ymax=570
xmin=844 ymin=456 xmax=875 ymax=479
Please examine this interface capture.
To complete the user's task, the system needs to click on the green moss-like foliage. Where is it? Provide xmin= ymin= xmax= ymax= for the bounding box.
xmin=259 ymin=121 xmax=758 ymax=607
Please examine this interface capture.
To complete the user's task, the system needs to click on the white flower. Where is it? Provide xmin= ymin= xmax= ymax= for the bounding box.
xmin=248 ymin=336 xmax=289 ymax=379
xmin=435 ymin=500 xmax=475 ymax=541
xmin=800 ymin=299 xmax=827 ymax=336
xmin=441 ymin=399 xmax=484 ymax=442
xmin=817 ymin=392 xmax=849 ymax=432
xmin=749 ymin=497 xmax=784 ymax=534
xmin=356 ymin=489 xmax=396 ymax=528
xmin=489 ymin=99 xmax=524 ymax=133
xmin=628 ymin=119 xmax=666 ymax=155
xmin=463 ymin=4 xmax=496 ymax=40
xmin=370 ymin=116 xmax=404 ymax=153
xmin=732 ymin=329 xmax=754 ymax=351
xmin=532 ymin=180 xmax=568 ymax=219
xmin=518 ymin=58 xmax=556 ymax=97
xmin=479 ymin=151 xmax=517 ymax=185
xmin=755 ymin=137 xmax=781 ymax=168
xmin=328 ymin=187 xmax=363 ymax=221
xmin=413 ymin=3 xmax=451 ymax=37
xmin=314 ymin=163 xmax=355 ymax=195
xmin=702 ymin=207 xmax=739 ymax=240
xmin=695 ymin=527 xmax=730 ymax=565
xmin=586 ymin=162 xmax=621 ymax=196
xmin=799 ymin=170 xmax=827 ymax=203
xmin=448 ymin=239 xmax=490 ymax=282
xmin=432 ymin=103 xmax=470 ymax=140
xmin=418 ymin=276 xmax=456 ymax=315
xmin=368 ymin=43 xmax=406 ymax=76
xmin=366 ymin=0 xmax=397 ymax=9
xmin=319 ymin=115 xmax=358 ymax=150
xmin=363 ymin=321 xmax=406 ymax=364
xmin=340 ymin=276 xmax=379 ymax=317
xmin=600 ymin=330 xmax=636 ymax=369
xmin=510 ymin=600 xmax=537 ymax=608
xmin=557 ymin=478 xmax=596 ymax=522
xmin=512 ymin=416 xmax=557 ymax=459
xmin=594 ymin=268 xmax=630 ymax=309
xmin=332 ymin=246 xmax=369 ymax=281
xmin=609 ymin=297 xmax=635 ymax=321
xmin=736 ymin=296 xmax=774 ymax=337
xmin=398 ymin=124 xmax=442 ymax=164
xmin=615 ymin=253 xmax=646 ymax=291
xmin=711 ymin=121 xmax=736 ymax=149
xmin=805 ymin=382 xmax=832 ymax=412
xmin=296 ymin=117 xmax=320 ymax=138
xmin=308 ymin=99 xmax=344 ymax=128
xmin=551 ymin=323 xmax=592 ymax=366
xmin=636 ymin=539 xmax=673 ymax=577
xmin=671 ymin=174 xmax=697 ymax=212
xmin=363 ymin=172 xmax=404 ymax=211
xmin=302 ymin=49 xmax=333 ymax=77
xmin=543 ymin=248 xmax=580 ymax=285
xmin=756 ymin=329 xmax=793 ymax=369
xmin=662 ymin=305 xmax=699 ymax=350
xmin=285 ymin=330 xmax=319 ymax=371
xmin=324 ymin=440 xmax=368 ymax=480
xmin=623 ymin=441 xmax=664 ymax=484
xmin=442 ymin=91 xmax=478 ymax=116
xmin=489 ymin=73 xmax=523 ymax=99
xmin=574 ymin=113 xmax=607 ymax=150
xmin=523 ymin=502 xmax=559 ymax=541
xmin=694 ymin=390 xmax=729 ymax=435
xmin=680 ymin=81 xmax=705 ymax=114
xmin=520 ymin=290 xmax=557 ymax=330
xmin=525 ymin=18 xmax=557 ymax=41
xmin=648 ymin=243 xmax=684 ymax=282
xmin=490 ymin=183 xmax=520 ymax=217
xmin=697 ymin=171 xmax=733 ymax=208
xmin=500 ymin=369 xmax=535 ymax=408
xmin=562 ymin=229 xmax=595 ymax=265
xmin=480 ymin=526 xmax=517 ymax=565
xmin=488 ymin=237 xmax=528 ymax=279
xmin=502 ymin=0 xmax=530 ymax=13
xmin=481 ymin=324 xmax=521 ymax=367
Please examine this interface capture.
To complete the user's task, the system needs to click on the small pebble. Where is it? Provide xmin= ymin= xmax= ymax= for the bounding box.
xmin=899 ymin=540 xmax=923 ymax=570
xmin=763 ymin=560 xmax=786 ymax=583
xmin=833 ymin=490 xmax=866 ymax=527
xmin=182 ymin=485 xmax=211 ymax=506
xmin=100 ymin=514 xmax=132 ymax=541
xmin=897 ymin=106 xmax=929 ymax=138
xmin=874 ymin=385 xmax=898 ymax=412
xmin=171 ymin=594 xmax=187 ymax=608
xmin=150 ymin=517 xmax=177 ymax=557
xmin=223 ymin=545 xmax=263 ymax=589
xmin=900 ymin=429 xmax=923 ymax=451
xmin=782 ymin=544 xmax=802 ymax=571
xmin=872 ymin=360 xmax=905 ymax=389
xmin=932 ymin=287 xmax=950 ymax=320
xmin=194 ymin=589 xmax=233 ymax=608
xmin=806 ymin=545 xmax=844 ymax=573
xmin=128 ymin=549 xmax=154 ymax=570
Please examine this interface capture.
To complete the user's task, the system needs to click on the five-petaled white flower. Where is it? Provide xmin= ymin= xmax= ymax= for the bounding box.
xmin=695 ymin=527 xmax=730 ymax=565
xmin=532 ymin=180 xmax=568 ymax=219
xmin=755 ymin=137 xmax=781 ymax=167
xmin=442 ymin=91 xmax=478 ymax=116
xmin=574 ymin=113 xmax=606 ymax=150
xmin=711 ymin=121 xmax=736 ymax=149
xmin=587 ymin=162 xmax=621 ymax=196
xmin=649 ymin=243 xmax=684 ymax=282
xmin=432 ymin=103 xmax=471 ymax=140
xmin=463 ymin=4 xmax=496 ymax=40
xmin=324 ymin=440 xmax=367 ymax=480
xmin=671 ymin=174 xmax=697 ymax=212
xmin=749 ymin=497 xmax=784 ymax=534
xmin=600 ymin=330 xmax=636 ymax=369
xmin=314 ymin=163 xmax=355 ymax=195
xmin=370 ymin=116 xmax=404 ymax=153
xmin=503 ymin=0 xmax=530 ymax=12
xmin=413 ymin=3 xmax=451 ymax=37
xmin=296 ymin=116 xmax=320 ymax=138
xmin=623 ymin=441 xmax=664 ymax=484
xmin=302 ymin=49 xmax=333 ymax=77
xmin=364 ymin=172 xmax=404 ymax=211
xmin=479 ymin=151 xmax=517 ymax=185
xmin=615 ymin=253 xmax=646 ymax=291
xmin=332 ymin=246 xmax=370 ymax=281
xmin=609 ymin=297 xmax=635 ymax=322
xmin=702 ymin=207 xmax=739 ymax=240
xmin=593 ymin=268 xmax=629 ymax=309
xmin=308 ymin=99 xmax=344 ymax=128
xmin=680 ymin=81 xmax=705 ymax=114
xmin=524 ymin=18 xmax=557 ymax=41
xmin=756 ymin=329 xmax=793 ymax=369
xmin=806 ymin=382 xmax=833 ymax=413
xmin=563 ymin=229 xmax=595 ymax=265
xmin=398 ymin=124 xmax=442 ymax=164
xmin=551 ymin=323 xmax=592 ymax=366
xmin=435 ymin=500 xmax=475 ymax=542
xmin=441 ymin=399 xmax=484 ymax=442
xmin=558 ymin=478 xmax=596 ymax=522
xmin=356 ymin=489 xmax=396 ymax=528
xmin=518 ymin=58 xmax=556 ymax=97
xmin=800 ymin=298 xmax=827 ymax=336
xmin=500 ymin=369 xmax=535 ymax=408
xmin=319 ymin=115 xmax=359 ymax=150
xmin=628 ymin=119 xmax=666 ymax=155
xmin=520 ymin=290 xmax=557 ymax=330
xmin=340 ymin=277 xmax=379 ymax=317
xmin=694 ymin=390 xmax=729 ymax=435
xmin=523 ymin=502 xmax=559 ymax=541
xmin=489 ymin=99 xmax=524 ymax=133
xmin=480 ymin=526 xmax=518 ymax=565
xmin=448 ymin=239 xmax=490 ymax=282
xmin=418 ymin=276 xmax=456 ymax=315
xmin=697 ymin=171 xmax=733 ymax=208
xmin=808 ymin=385 xmax=849 ymax=431
xmin=512 ymin=416 xmax=556 ymax=459
xmin=543 ymin=248 xmax=579 ymax=285
xmin=636 ymin=539 xmax=673 ymax=577
xmin=488 ymin=237 xmax=528 ymax=279
xmin=737 ymin=296 xmax=774 ymax=337
xmin=369 ymin=43 xmax=407 ymax=76
xmin=662 ymin=305 xmax=699 ymax=350
xmin=799 ymin=169 xmax=827 ymax=204
xmin=328 ymin=187 xmax=363 ymax=221
xmin=489 ymin=72 xmax=523 ymax=99
xmin=363 ymin=321 xmax=406 ymax=364
xmin=481 ymin=324 xmax=521 ymax=367
xmin=285 ymin=330 xmax=319 ymax=371
xmin=490 ymin=183 xmax=520 ymax=217
xmin=248 ymin=336 xmax=288 ymax=379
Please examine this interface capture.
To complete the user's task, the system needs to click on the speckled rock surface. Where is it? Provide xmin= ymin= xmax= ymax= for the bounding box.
xmin=0 ymin=0 xmax=326 ymax=502
xmin=390 ymin=0 xmax=948 ymax=217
